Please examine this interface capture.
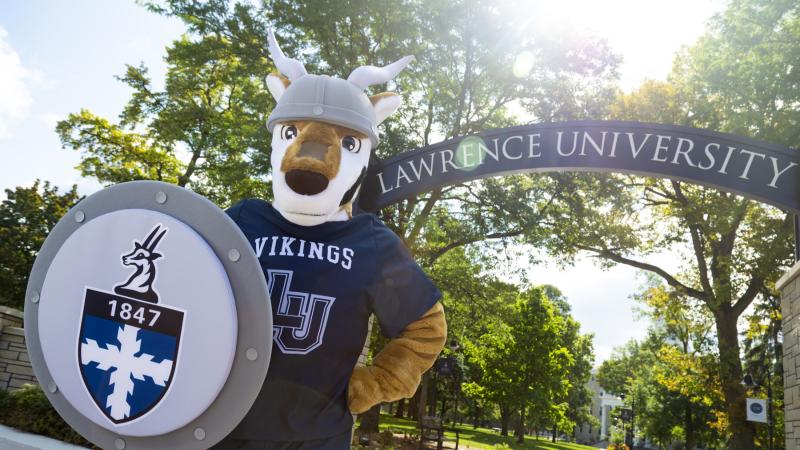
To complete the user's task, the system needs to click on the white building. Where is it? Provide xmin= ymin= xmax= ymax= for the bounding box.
xmin=574 ymin=369 xmax=623 ymax=445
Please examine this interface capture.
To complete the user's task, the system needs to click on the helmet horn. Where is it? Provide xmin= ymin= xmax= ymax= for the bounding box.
xmin=347 ymin=55 xmax=414 ymax=90
xmin=267 ymin=28 xmax=308 ymax=81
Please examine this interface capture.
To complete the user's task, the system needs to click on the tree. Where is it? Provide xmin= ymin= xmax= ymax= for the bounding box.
xmin=581 ymin=0 xmax=799 ymax=443
xmin=665 ymin=5 xmax=800 ymax=446
xmin=541 ymin=285 xmax=595 ymax=442
xmin=464 ymin=286 xmax=577 ymax=441
xmin=0 ymin=181 xmax=81 ymax=309
xmin=488 ymin=1 xmax=800 ymax=444
xmin=598 ymin=331 xmax=724 ymax=449
xmin=643 ymin=283 xmax=725 ymax=449
xmin=58 ymin=1 xmax=274 ymax=206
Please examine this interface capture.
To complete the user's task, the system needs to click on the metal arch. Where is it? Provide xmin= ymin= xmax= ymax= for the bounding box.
xmin=24 ymin=181 xmax=272 ymax=450
xmin=358 ymin=120 xmax=800 ymax=260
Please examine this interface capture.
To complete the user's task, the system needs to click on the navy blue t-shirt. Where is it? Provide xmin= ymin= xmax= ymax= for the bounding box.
xmin=225 ymin=199 xmax=441 ymax=441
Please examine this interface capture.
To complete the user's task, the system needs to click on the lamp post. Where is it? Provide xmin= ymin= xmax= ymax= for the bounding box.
xmin=743 ymin=323 xmax=775 ymax=450
xmin=619 ymin=392 xmax=634 ymax=448
xmin=794 ymin=214 xmax=799 ymax=261
xmin=434 ymin=339 xmax=461 ymax=422
xmin=631 ymin=393 xmax=635 ymax=448
xmin=449 ymin=339 xmax=461 ymax=426
xmin=743 ymin=372 xmax=772 ymax=450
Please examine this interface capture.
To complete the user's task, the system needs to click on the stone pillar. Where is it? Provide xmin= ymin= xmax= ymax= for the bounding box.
xmin=779 ymin=261 xmax=800 ymax=450
xmin=0 ymin=326 xmax=36 ymax=390
xmin=356 ymin=315 xmax=374 ymax=367
xmin=0 ymin=306 xmax=23 ymax=328
xmin=600 ymin=405 xmax=608 ymax=439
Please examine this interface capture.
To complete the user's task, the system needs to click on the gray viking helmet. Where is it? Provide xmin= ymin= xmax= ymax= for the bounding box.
xmin=265 ymin=29 xmax=413 ymax=145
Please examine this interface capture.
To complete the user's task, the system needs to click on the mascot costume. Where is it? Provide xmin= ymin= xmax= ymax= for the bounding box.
xmin=212 ymin=30 xmax=447 ymax=449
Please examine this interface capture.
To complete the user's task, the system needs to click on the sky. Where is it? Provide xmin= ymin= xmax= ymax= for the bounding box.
xmin=0 ymin=0 xmax=725 ymax=364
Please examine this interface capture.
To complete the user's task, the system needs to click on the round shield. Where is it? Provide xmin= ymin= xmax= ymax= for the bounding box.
xmin=24 ymin=181 xmax=272 ymax=450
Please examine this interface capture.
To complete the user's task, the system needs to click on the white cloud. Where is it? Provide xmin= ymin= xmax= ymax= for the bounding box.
xmin=0 ymin=26 xmax=37 ymax=137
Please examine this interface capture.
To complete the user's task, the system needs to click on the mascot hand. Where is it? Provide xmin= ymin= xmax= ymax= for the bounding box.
xmin=348 ymin=302 xmax=446 ymax=415
xmin=348 ymin=366 xmax=382 ymax=414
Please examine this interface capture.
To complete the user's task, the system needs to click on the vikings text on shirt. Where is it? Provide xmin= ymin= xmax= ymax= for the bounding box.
xmin=253 ymin=236 xmax=354 ymax=270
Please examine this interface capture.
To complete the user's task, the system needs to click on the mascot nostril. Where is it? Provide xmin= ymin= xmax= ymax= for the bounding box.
xmin=285 ymin=169 xmax=329 ymax=195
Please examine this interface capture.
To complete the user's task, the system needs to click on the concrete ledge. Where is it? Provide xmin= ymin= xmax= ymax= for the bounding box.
xmin=778 ymin=261 xmax=800 ymax=291
xmin=0 ymin=424 xmax=88 ymax=449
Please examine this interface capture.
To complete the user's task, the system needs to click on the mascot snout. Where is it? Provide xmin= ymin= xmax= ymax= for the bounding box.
xmin=278 ymin=121 xmax=346 ymax=197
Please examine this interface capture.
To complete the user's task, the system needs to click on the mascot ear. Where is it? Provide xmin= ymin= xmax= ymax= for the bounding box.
xmin=370 ymin=92 xmax=402 ymax=125
xmin=266 ymin=72 xmax=291 ymax=102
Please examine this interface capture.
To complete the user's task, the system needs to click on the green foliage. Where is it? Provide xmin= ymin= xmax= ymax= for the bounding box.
xmin=670 ymin=0 xmax=800 ymax=147
xmin=508 ymin=1 xmax=800 ymax=446
xmin=0 ymin=180 xmax=81 ymax=309
xmin=608 ymin=429 xmax=625 ymax=446
xmin=0 ymin=384 xmax=95 ymax=447
xmin=58 ymin=0 xmax=274 ymax=206
xmin=597 ymin=279 xmax=730 ymax=448
xmin=462 ymin=286 xmax=592 ymax=438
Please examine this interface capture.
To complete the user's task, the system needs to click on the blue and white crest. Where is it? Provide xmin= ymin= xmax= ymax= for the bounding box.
xmin=78 ymin=225 xmax=185 ymax=424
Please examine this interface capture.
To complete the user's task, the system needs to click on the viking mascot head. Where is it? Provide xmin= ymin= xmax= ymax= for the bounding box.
xmin=265 ymin=30 xmax=412 ymax=226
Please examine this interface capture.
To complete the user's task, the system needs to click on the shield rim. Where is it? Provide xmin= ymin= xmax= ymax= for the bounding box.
xmin=24 ymin=180 xmax=273 ymax=450
xmin=77 ymin=287 xmax=185 ymax=425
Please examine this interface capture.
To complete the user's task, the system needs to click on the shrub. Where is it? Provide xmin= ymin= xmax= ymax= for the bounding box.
xmin=0 ymin=388 xmax=11 ymax=413
xmin=0 ymin=384 xmax=96 ymax=448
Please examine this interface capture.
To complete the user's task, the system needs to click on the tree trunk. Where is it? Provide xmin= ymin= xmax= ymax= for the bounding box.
xmin=685 ymin=402 xmax=694 ymax=450
xmin=500 ymin=404 xmax=511 ymax=436
xmin=395 ymin=398 xmax=405 ymax=418
xmin=426 ymin=374 xmax=436 ymax=417
xmin=515 ymin=406 xmax=526 ymax=443
xmin=358 ymin=404 xmax=381 ymax=433
xmin=473 ymin=404 xmax=480 ymax=429
xmin=416 ymin=375 xmax=429 ymax=425
xmin=409 ymin=387 xmax=420 ymax=421
xmin=552 ymin=425 xmax=557 ymax=443
xmin=715 ymin=309 xmax=755 ymax=449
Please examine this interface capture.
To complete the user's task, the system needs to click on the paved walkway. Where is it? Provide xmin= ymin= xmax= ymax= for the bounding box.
xmin=0 ymin=425 xmax=89 ymax=450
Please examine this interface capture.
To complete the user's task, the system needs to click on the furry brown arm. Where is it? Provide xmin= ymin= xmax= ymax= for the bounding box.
xmin=348 ymin=302 xmax=447 ymax=414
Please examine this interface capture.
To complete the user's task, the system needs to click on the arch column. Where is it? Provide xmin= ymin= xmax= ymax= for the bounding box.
xmin=779 ymin=261 xmax=800 ymax=450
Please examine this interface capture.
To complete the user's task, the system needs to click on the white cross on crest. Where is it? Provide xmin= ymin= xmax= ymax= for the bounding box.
xmin=80 ymin=324 xmax=174 ymax=421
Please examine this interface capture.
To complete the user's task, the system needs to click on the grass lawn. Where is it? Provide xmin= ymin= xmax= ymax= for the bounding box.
xmin=370 ymin=414 xmax=597 ymax=450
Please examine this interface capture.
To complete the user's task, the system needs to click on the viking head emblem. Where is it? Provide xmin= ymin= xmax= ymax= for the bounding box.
xmin=114 ymin=224 xmax=168 ymax=303
xmin=265 ymin=29 xmax=412 ymax=226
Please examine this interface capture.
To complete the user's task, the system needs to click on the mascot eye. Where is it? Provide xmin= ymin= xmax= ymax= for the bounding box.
xmin=281 ymin=124 xmax=298 ymax=140
xmin=342 ymin=136 xmax=361 ymax=153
